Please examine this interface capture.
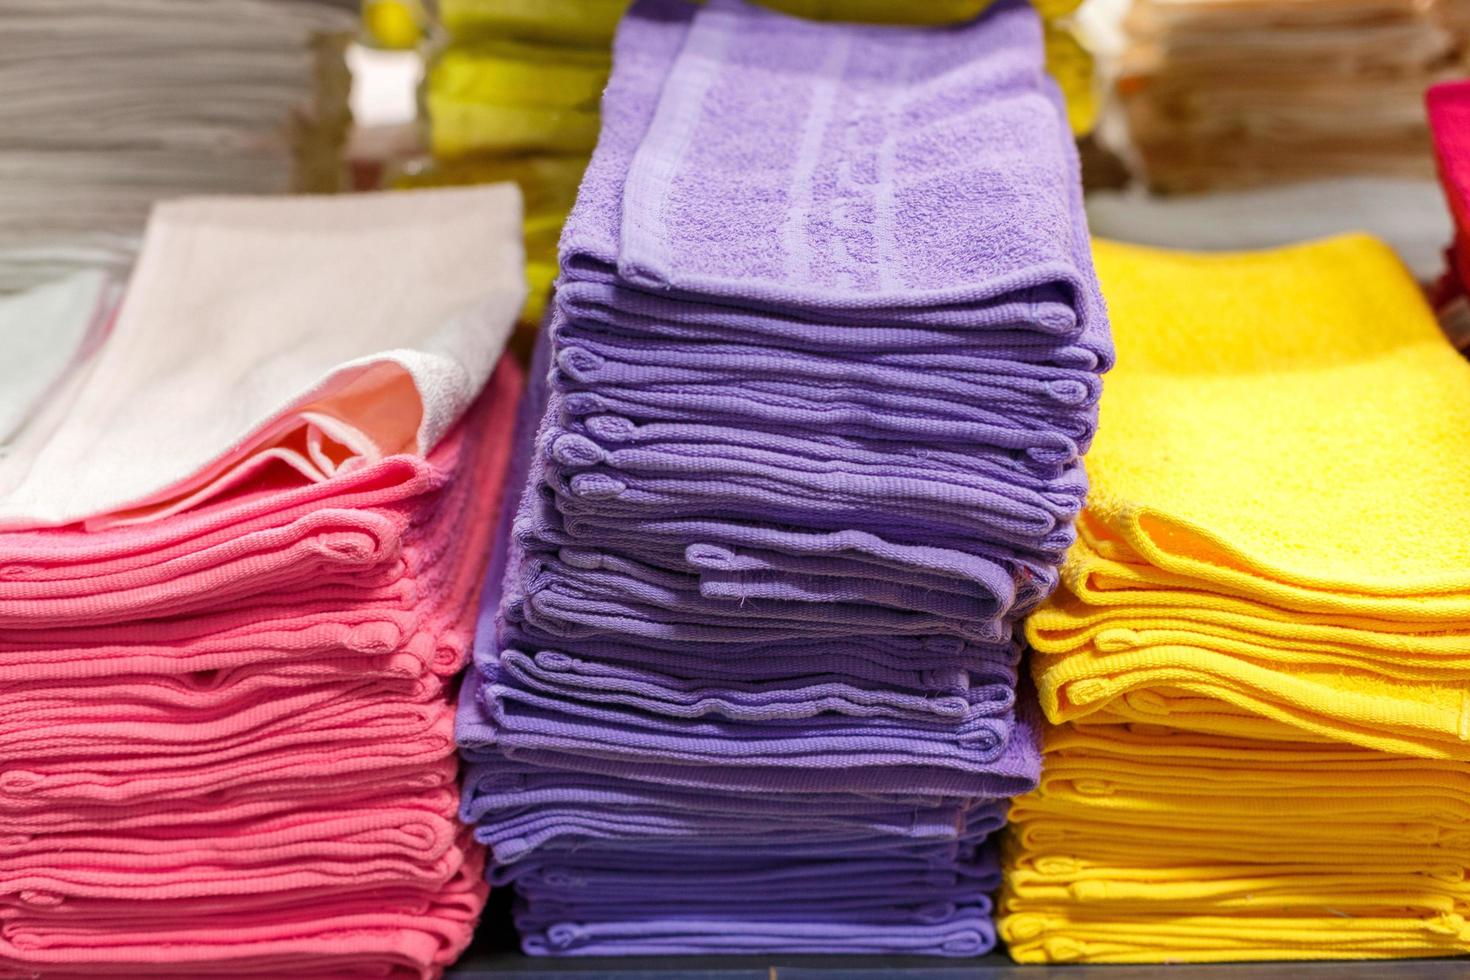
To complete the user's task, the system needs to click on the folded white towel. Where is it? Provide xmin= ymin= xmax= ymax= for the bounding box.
xmin=0 ymin=184 xmax=526 ymax=530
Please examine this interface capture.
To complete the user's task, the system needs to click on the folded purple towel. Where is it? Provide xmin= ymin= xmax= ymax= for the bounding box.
xmin=564 ymin=0 xmax=1107 ymax=352
xmin=456 ymin=0 xmax=1108 ymax=957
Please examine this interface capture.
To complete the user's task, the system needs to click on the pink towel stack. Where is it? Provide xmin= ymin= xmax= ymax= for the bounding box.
xmin=0 ymin=357 xmax=524 ymax=979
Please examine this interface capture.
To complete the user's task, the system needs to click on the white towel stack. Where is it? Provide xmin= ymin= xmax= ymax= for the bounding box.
xmin=0 ymin=0 xmax=356 ymax=293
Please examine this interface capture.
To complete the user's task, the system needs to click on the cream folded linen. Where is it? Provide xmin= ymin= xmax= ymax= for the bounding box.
xmin=0 ymin=185 xmax=526 ymax=531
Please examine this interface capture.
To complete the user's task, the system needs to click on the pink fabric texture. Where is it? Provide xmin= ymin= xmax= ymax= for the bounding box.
xmin=0 ymin=356 xmax=524 ymax=979
xmin=1429 ymin=81 xmax=1470 ymax=309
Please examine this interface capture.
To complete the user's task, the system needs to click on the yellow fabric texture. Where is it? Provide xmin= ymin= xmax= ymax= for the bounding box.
xmin=1035 ymin=235 xmax=1470 ymax=759
xmin=438 ymin=0 xmax=630 ymax=45
xmin=363 ymin=0 xmax=424 ymax=49
xmin=1003 ymin=725 xmax=1470 ymax=963
xmin=1002 ymin=236 xmax=1470 ymax=963
xmin=425 ymin=42 xmax=610 ymax=159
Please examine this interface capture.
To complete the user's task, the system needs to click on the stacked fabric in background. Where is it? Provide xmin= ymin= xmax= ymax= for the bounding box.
xmin=999 ymin=234 xmax=1470 ymax=962
xmin=0 ymin=0 xmax=354 ymax=294
xmin=404 ymin=0 xmax=622 ymax=330
xmin=1116 ymin=0 xmax=1470 ymax=192
xmin=1429 ymin=79 xmax=1470 ymax=346
xmin=407 ymin=0 xmax=1097 ymax=337
xmin=457 ymin=0 xmax=1109 ymax=956
xmin=0 ymin=187 xmax=527 ymax=978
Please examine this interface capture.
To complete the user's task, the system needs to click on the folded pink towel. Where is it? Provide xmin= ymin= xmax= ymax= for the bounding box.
xmin=0 ymin=354 xmax=524 ymax=979
xmin=0 ymin=847 xmax=487 ymax=979
xmin=0 ymin=358 xmax=520 ymax=631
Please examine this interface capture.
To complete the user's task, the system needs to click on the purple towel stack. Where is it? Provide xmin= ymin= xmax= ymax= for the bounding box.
xmin=457 ymin=0 xmax=1110 ymax=957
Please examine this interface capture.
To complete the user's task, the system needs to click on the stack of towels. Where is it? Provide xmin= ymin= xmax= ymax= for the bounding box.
xmin=0 ymin=0 xmax=354 ymax=295
xmin=1116 ymin=0 xmax=1470 ymax=192
xmin=411 ymin=0 xmax=1095 ymax=334
xmin=457 ymin=0 xmax=1110 ymax=957
xmin=0 ymin=187 xmax=527 ymax=977
xmin=412 ymin=0 xmax=623 ymax=328
xmin=999 ymin=234 xmax=1470 ymax=962
xmin=1430 ymin=79 xmax=1470 ymax=346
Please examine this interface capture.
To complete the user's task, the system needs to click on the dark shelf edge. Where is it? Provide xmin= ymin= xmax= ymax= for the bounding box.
xmin=446 ymin=951 xmax=1470 ymax=979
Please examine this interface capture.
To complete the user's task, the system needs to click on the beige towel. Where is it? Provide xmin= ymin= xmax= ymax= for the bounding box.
xmin=0 ymin=185 xmax=526 ymax=530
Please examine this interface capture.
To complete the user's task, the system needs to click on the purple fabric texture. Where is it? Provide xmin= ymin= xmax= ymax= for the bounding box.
xmin=456 ymin=0 xmax=1107 ymax=958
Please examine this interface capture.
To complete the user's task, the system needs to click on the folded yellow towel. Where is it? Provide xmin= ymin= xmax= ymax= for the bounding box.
xmin=1001 ymin=724 xmax=1470 ymax=962
xmin=426 ymin=42 xmax=609 ymax=158
xmin=1007 ymin=235 xmax=1470 ymax=963
xmin=1083 ymin=235 xmax=1470 ymax=611
xmin=1033 ymin=570 xmax=1470 ymax=666
xmin=438 ymin=0 xmax=629 ymax=45
xmin=1026 ymin=236 xmax=1470 ymax=758
xmin=1032 ymin=581 xmax=1470 ymax=758
xmin=1002 ymin=909 xmax=1470 ymax=964
xmin=1045 ymin=22 xmax=1097 ymax=135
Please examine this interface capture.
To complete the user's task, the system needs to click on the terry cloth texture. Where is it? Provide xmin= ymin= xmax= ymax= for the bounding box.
xmin=456 ymin=0 xmax=1109 ymax=958
xmin=0 ymin=353 xmax=524 ymax=979
xmin=1001 ymin=235 xmax=1470 ymax=962
xmin=409 ymin=0 xmax=1097 ymax=332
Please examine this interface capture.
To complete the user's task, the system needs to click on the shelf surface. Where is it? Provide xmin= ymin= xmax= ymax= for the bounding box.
xmin=446 ymin=953 xmax=1470 ymax=978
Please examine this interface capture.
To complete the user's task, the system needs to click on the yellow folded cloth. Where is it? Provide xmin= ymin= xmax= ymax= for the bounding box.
xmin=1026 ymin=235 xmax=1470 ymax=758
xmin=426 ymin=42 xmax=610 ymax=158
xmin=1084 ymin=235 xmax=1470 ymax=610
xmin=1032 ymin=581 xmax=1470 ymax=758
xmin=1007 ymin=235 xmax=1470 ymax=963
xmin=363 ymin=0 xmax=424 ymax=49
xmin=1003 ymin=909 xmax=1470 ymax=963
xmin=1001 ymin=725 xmax=1470 ymax=962
xmin=438 ymin=0 xmax=630 ymax=45
xmin=440 ymin=0 xmax=1086 ymax=38
xmin=1034 ymin=558 xmax=1470 ymax=665
xmin=1045 ymin=22 xmax=1098 ymax=135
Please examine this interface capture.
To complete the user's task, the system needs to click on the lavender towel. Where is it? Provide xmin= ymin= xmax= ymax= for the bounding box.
xmin=455 ymin=0 xmax=1108 ymax=957
xmin=562 ymin=0 xmax=1108 ymax=346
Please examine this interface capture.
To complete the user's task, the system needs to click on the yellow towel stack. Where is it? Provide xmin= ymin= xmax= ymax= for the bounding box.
xmin=408 ymin=0 xmax=1099 ymax=332
xmin=999 ymin=234 xmax=1470 ymax=963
